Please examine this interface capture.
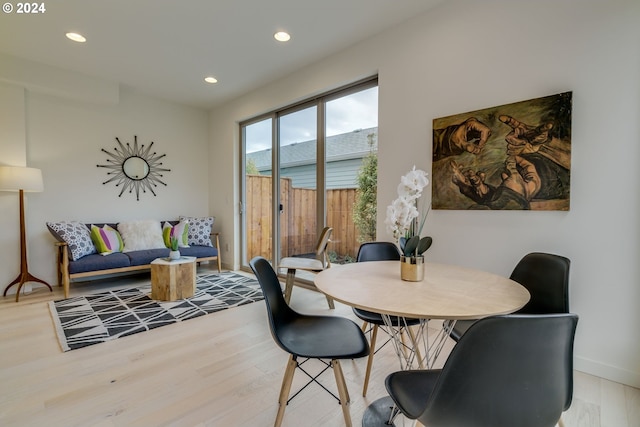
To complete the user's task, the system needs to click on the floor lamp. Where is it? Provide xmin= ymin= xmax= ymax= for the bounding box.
xmin=0 ymin=166 xmax=52 ymax=302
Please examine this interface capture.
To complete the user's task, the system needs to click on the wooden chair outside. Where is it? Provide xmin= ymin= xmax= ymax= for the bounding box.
xmin=279 ymin=226 xmax=334 ymax=308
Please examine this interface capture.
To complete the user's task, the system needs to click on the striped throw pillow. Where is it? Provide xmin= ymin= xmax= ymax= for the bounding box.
xmin=90 ymin=224 xmax=124 ymax=255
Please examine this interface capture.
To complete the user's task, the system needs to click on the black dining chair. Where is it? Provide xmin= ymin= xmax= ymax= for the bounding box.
xmin=353 ymin=241 xmax=423 ymax=397
xmin=447 ymin=252 xmax=571 ymax=341
xmin=386 ymin=314 xmax=579 ymax=427
xmin=249 ymin=256 xmax=369 ymax=427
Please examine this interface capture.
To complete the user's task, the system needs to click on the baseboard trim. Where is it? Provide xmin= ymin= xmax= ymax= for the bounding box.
xmin=575 ymin=356 xmax=640 ymax=388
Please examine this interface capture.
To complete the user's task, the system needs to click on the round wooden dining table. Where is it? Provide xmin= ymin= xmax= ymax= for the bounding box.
xmin=315 ymin=260 xmax=529 ymax=320
xmin=315 ymin=260 xmax=530 ymax=426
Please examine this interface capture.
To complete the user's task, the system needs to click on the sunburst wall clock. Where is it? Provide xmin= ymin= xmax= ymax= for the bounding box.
xmin=97 ymin=135 xmax=170 ymax=201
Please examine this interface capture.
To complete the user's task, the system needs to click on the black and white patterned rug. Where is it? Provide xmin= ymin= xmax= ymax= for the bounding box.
xmin=48 ymin=272 xmax=263 ymax=352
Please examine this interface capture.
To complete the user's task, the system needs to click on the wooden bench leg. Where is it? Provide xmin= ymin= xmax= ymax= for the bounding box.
xmin=284 ymin=269 xmax=296 ymax=304
xmin=213 ymin=233 xmax=222 ymax=273
xmin=325 ymin=295 xmax=335 ymax=309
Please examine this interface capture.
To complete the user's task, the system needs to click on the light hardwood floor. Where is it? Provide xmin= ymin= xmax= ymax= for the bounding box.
xmin=1 ymin=269 xmax=638 ymax=427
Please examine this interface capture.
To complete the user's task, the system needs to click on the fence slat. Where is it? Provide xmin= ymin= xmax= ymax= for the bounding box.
xmin=245 ymin=175 xmax=364 ymax=262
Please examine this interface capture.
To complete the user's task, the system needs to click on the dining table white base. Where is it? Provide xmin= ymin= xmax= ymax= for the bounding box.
xmin=361 ymin=317 xmax=456 ymax=427
xmin=362 ymin=396 xmax=405 ymax=426
xmin=381 ymin=316 xmax=455 ymax=370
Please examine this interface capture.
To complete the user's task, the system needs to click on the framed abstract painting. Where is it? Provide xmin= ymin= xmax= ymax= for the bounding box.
xmin=432 ymin=92 xmax=572 ymax=210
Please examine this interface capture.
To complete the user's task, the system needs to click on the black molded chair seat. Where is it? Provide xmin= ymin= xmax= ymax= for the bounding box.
xmin=387 ymin=314 xmax=579 ymax=427
xmin=250 ymin=256 xmax=369 ymax=427
xmin=355 ymin=241 xmax=403 ymax=262
xmin=384 ymin=370 xmax=440 ymax=419
xmin=448 ymin=252 xmax=571 ymax=342
xmin=447 ymin=318 xmax=472 ymax=342
xmin=352 ymin=308 xmax=422 ymax=327
xmin=275 ymin=312 xmax=369 ymax=359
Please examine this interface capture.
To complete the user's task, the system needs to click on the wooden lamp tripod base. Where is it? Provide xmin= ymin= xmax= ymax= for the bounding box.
xmin=2 ymin=189 xmax=52 ymax=302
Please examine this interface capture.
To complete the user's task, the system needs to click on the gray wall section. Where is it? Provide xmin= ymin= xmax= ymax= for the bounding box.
xmin=263 ymin=157 xmax=369 ymax=189
xmin=247 ymin=127 xmax=378 ymax=189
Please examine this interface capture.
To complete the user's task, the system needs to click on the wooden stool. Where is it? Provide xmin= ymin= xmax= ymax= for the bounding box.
xmin=150 ymin=256 xmax=196 ymax=301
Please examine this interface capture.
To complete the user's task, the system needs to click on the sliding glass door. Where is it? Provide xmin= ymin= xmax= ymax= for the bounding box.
xmin=242 ymin=118 xmax=274 ymax=265
xmin=240 ymin=78 xmax=378 ymax=272
xmin=277 ymin=104 xmax=320 ymax=265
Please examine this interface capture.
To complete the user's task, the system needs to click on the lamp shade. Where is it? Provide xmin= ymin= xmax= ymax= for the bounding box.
xmin=0 ymin=166 xmax=44 ymax=192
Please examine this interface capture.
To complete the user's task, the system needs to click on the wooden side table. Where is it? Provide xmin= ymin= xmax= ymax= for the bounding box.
xmin=150 ymin=256 xmax=196 ymax=301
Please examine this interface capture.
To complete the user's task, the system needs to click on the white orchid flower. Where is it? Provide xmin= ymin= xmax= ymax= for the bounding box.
xmin=386 ymin=166 xmax=431 ymax=244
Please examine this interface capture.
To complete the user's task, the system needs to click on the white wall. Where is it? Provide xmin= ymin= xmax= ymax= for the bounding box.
xmin=0 ymin=66 xmax=210 ymax=290
xmin=0 ymin=83 xmax=28 ymax=292
xmin=209 ymin=0 xmax=640 ymax=387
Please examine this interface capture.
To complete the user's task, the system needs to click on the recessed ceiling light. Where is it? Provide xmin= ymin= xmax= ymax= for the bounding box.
xmin=274 ymin=31 xmax=291 ymax=42
xmin=65 ymin=32 xmax=86 ymax=43
xmin=204 ymin=76 xmax=218 ymax=84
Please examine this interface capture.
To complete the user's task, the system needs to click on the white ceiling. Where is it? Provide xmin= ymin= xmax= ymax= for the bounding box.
xmin=0 ymin=0 xmax=445 ymax=109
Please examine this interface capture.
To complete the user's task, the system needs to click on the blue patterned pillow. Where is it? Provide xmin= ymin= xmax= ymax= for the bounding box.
xmin=47 ymin=221 xmax=97 ymax=261
xmin=179 ymin=216 xmax=214 ymax=247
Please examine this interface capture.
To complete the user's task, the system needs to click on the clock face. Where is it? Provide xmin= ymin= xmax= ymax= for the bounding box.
xmin=97 ymin=136 xmax=170 ymax=201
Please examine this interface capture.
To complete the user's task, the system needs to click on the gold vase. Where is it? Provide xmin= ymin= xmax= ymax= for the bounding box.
xmin=400 ymin=255 xmax=425 ymax=281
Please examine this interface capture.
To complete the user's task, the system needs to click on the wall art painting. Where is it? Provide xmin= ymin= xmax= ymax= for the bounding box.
xmin=432 ymin=92 xmax=571 ymax=210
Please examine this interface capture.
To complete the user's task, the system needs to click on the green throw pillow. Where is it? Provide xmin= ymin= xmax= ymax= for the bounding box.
xmin=162 ymin=221 xmax=190 ymax=248
xmin=90 ymin=224 xmax=124 ymax=255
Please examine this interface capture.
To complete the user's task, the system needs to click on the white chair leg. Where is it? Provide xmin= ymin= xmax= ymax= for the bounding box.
xmin=405 ymin=326 xmax=424 ymax=369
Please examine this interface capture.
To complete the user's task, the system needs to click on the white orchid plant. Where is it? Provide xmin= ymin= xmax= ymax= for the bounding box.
xmin=385 ymin=166 xmax=433 ymax=257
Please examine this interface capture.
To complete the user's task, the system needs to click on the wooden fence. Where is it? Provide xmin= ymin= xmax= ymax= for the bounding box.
xmin=245 ymin=175 xmax=362 ymax=262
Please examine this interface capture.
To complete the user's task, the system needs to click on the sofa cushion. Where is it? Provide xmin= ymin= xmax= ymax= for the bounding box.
xmin=179 ymin=216 xmax=214 ymax=247
xmin=47 ymin=221 xmax=97 ymax=261
xmin=68 ymin=252 xmax=131 ymax=274
xmin=125 ymin=248 xmax=170 ymax=266
xmin=118 ymin=220 xmax=165 ymax=252
xmin=162 ymin=221 xmax=189 ymax=248
xmin=179 ymin=245 xmax=218 ymax=258
xmin=90 ymin=224 xmax=124 ymax=255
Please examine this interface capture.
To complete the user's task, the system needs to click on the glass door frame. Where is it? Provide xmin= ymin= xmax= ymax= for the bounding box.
xmin=239 ymin=76 xmax=378 ymax=272
xmin=275 ymin=100 xmax=326 ymax=266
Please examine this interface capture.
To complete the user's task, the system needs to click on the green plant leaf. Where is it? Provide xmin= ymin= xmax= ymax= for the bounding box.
xmin=417 ymin=236 xmax=433 ymax=255
xmin=170 ymin=236 xmax=179 ymax=251
xmin=399 ymin=237 xmax=407 ymax=253
xmin=403 ymin=235 xmax=419 ymax=256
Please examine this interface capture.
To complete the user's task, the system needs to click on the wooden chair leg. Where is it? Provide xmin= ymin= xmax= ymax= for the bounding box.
xmin=213 ymin=233 xmax=222 ymax=273
xmin=275 ymin=355 xmax=297 ymax=427
xmin=332 ymin=359 xmax=352 ymax=427
xmin=283 ymin=269 xmax=296 ymax=304
xmin=325 ymin=295 xmax=335 ymax=309
xmin=362 ymin=324 xmax=379 ymax=396
xmin=360 ymin=321 xmax=368 ymax=333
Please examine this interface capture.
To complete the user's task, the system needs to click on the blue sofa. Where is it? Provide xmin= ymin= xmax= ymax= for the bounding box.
xmin=49 ymin=221 xmax=221 ymax=298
